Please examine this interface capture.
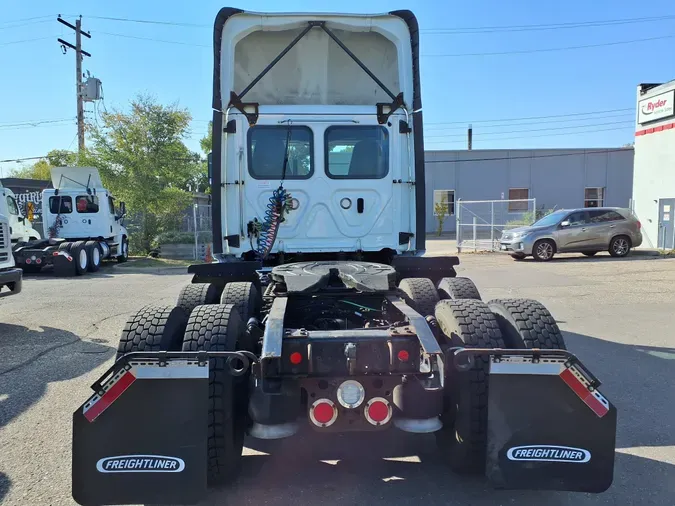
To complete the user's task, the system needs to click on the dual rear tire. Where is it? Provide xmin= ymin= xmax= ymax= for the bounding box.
xmin=433 ymin=297 xmax=566 ymax=474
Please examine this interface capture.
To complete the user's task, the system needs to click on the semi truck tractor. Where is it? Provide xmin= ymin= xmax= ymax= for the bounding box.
xmin=71 ymin=9 xmax=617 ymax=505
xmin=0 ymin=213 xmax=22 ymax=298
xmin=13 ymin=167 xmax=128 ymax=275
xmin=0 ymin=182 xmax=41 ymax=245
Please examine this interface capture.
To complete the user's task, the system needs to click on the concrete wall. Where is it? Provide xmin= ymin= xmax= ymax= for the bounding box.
xmin=425 ymin=148 xmax=634 ymax=233
xmin=632 ymin=80 xmax=675 ymax=248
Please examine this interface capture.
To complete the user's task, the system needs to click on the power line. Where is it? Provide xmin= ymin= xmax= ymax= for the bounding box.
xmin=425 ymin=112 xmax=635 ymax=131
xmin=0 ymin=15 xmax=54 ymax=26
xmin=96 ymin=31 xmax=209 ymax=47
xmin=424 ymin=148 xmax=632 ymax=163
xmin=425 ymin=120 xmax=634 ymax=139
xmin=0 ymin=156 xmax=49 ymax=164
xmin=0 ymin=35 xmax=55 ymax=46
xmin=84 ymin=15 xmax=207 ymax=28
xmin=421 ymin=15 xmax=675 ymax=34
xmin=0 ymin=118 xmax=75 ymax=128
xmin=426 ymin=125 xmax=633 ymax=144
xmin=0 ymin=19 xmax=52 ymax=30
xmin=424 ymin=108 xmax=634 ymax=126
xmin=423 ymin=34 xmax=675 ymax=57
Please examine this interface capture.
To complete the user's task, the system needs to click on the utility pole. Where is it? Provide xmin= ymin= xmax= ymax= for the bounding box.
xmin=467 ymin=124 xmax=473 ymax=150
xmin=57 ymin=15 xmax=91 ymax=154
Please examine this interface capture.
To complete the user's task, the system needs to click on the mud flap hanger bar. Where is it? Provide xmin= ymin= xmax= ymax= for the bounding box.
xmin=448 ymin=347 xmax=601 ymax=389
xmin=228 ymin=21 xmax=406 ymax=125
xmin=89 ymin=351 xmax=259 ymax=395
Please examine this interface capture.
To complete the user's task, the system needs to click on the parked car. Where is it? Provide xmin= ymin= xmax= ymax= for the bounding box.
xmin=499 ymin=207 xmax=643 ymax=261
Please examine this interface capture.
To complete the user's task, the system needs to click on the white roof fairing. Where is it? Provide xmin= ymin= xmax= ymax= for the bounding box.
xmin=218 ymin=11 xmax=414 ymax=108
xmin=50 ymin=167 xmax=104 ymax=190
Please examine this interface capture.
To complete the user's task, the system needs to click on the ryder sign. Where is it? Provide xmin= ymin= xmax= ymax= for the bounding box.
xmin=638 ymin=90 xmax=674 ymax=124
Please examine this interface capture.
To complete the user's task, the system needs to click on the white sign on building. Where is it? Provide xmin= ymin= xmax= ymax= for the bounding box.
xmin=637 ymin=90 xmax=674 ymax=124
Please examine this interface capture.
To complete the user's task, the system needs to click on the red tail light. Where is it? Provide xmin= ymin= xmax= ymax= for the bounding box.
xmin=310 ymin=399 xmax=337 ymax=427
xmin=364 ymin=397 xmax=392 ymax=426
xmin=289 ymin=352 xmax=303 ymax=365
xmin=397 ymin=350 xmax=410 ymax=362
xmin=25 ymin=258 xmax=31 ymax=264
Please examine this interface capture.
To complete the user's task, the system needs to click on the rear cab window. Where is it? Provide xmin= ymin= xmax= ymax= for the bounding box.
xmin=247 ymin=126 xmax=313 ymax=179
xmin=76 ymin=195 xmax=99 ymax=213
xmin=49 ymin=196 xmax=72 ymax=214
xmin=325 ymin=126 xmax=389 ymax=179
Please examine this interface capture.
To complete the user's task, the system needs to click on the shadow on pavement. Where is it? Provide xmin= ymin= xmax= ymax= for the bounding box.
xmin=0 ymin=323 xmax=114 ymax=428
xmin=0 ymin=472 xmax=10 ymax=503
xmin=204 ymin=329 xmax=675 ymax=506
xmin=518 ymin=253 xmax=665 ymax=264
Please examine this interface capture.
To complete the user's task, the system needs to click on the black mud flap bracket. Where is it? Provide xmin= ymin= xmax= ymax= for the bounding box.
xmin=452 ymin=348 xmax=616 ymax=493
xmin=72 ymin=351 xmax=256 ymax=506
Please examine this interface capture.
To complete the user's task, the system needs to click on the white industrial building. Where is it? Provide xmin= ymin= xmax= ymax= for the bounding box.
xmin=632 ymin=80 xmax=675 ymax=249
xmin=424 ymin=148 xmax=634 ymax=234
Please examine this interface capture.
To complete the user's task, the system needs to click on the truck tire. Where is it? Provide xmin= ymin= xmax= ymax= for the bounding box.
xmin=116 ymin=237 xmax=129 ymax=263
xmin=176 ymin=283 xmax=222 ymax=317
xmin=182 ymin=304 xmax=247 ymax=486
xmin=221 ymin=281 xmax=261 ymax=321
xmin=116 ymin=305 xmax=188 ymax=360
xmin=85 ymin=241 xmax=102 ymax=272
xmin=71 ymin=241 xmax=89 ymax=275
xmin=488 ymin=299 xmax=566 ymax=350
xmin=434 ymin=299 xmax=505 ymax=474
xmin=398 ymin=278 xmax=440 ymax=317
xmin=437 ymin=277 xmax=481 ymax=300
xmin=57 ymin=241 xmax=72 ymax=252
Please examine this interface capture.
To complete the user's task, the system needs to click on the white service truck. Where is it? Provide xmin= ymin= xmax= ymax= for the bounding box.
xmin=13 ymin=167 xmax=129 ymax=275
xmin=0 ymin=213 xmax=22 ymax=297
xmin=0 ymin=182 xmax=41 ymax=245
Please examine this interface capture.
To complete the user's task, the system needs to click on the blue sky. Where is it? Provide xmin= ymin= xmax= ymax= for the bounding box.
xmin=1 ymin=0 xmax=674 ymax=175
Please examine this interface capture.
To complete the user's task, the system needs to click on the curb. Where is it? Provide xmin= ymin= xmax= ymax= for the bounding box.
xmin=112 ymin=265 xmax=189 ymax=274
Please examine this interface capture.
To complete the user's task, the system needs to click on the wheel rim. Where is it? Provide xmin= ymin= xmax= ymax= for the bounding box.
xmin=92 ymin=247 xmax=100 ymax=265
xmin=79 ymin=249 xmax=88 ymax=270
xmin=613 ymin=238 xmax=629 ymax=255
xmin=536 ymin=242 xmax=553 ymax=260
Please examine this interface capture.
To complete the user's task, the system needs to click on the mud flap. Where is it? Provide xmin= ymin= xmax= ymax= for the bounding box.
xmin=485 ymin=355 xmax=616 ymax=492
xmin=72 ymin=357 xmax=209 ymax=505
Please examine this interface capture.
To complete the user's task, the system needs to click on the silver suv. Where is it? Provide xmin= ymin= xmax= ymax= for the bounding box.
xmin=499 ymin=207 xmax=643 ymax=261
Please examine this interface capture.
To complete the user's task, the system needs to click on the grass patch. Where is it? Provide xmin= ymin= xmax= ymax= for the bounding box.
xmin=118 ymin=257 xmax=199 ymax=269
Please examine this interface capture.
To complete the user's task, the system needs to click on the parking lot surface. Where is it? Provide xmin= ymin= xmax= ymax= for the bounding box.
xmin=1 ymin=252 xmax=674 ymax=505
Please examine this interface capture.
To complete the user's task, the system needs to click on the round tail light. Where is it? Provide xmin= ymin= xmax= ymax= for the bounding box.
xmin=310 ymin=399 xmax=338 ymax=427
xmin=25 ymin=258 xmax=31 ymax=264
xmin=364 ymin=397 xmax=392 ymax=426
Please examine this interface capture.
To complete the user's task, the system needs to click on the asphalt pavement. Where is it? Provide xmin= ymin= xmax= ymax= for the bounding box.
xmin=1 ymin=252 xmax=674 ymax=505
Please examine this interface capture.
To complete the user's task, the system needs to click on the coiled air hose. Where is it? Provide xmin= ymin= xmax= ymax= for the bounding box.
xmin=251 ymin=185 xmax=292 ymax=260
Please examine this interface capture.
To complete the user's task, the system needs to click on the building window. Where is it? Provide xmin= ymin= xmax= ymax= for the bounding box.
xmin=584 ymin=188 xmax=604 ymax=208
xmin=76 ymin=195 xmax=99 ymax=213
xmin=325 ymin=126 xmax=389 ymax=179
xmin=433 ymin=190 xmax=455 ymax=216
xmin=508 ymin=188 xmax=529 ymax=211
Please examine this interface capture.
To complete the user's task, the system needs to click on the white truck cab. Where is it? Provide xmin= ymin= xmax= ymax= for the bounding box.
xmin=13 ymin=167 xmax=129 ymax=275
xmin=0 ymin=182 xmax=41 ymax=244
xmin=0 ymin=213 xmax=22 ymax=297
xmin=210 ymin=10 xmax=425 ymax=263
xmin=43 ymin=167 xmax=127 ymax=249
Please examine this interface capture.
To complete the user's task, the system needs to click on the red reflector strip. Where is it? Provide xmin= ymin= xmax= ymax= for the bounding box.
xmin=84 ymin=371 xmax=136 ymax=422
xmin=559 ymin=367 xmax=609 ymax=418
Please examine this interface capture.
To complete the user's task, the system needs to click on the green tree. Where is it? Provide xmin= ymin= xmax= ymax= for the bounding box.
xmin=87 ymin=94 xmax=203 ymax=253
xmin=200 ymin=121 xmax=212 ymax=155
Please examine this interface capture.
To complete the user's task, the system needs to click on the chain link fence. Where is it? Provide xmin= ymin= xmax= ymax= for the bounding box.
xmin=456 ymin=198 xmax=537 ymax=252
